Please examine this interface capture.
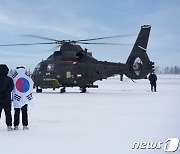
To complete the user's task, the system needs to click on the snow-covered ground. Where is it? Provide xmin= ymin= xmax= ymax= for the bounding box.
xmin=0 ymin=75 xmax=180 ymax=154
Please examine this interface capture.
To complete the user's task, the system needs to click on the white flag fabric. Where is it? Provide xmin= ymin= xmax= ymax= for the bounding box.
xmin=12 ymin=68 xmax=34 ymax=108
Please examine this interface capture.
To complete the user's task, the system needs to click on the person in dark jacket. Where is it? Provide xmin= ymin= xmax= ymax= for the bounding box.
xmin=148 ymin=72 xmax=157 ymax=92
xmin=0 ymin=64 xmax=14 ymax=131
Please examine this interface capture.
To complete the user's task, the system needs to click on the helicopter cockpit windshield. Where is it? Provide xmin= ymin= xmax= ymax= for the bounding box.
xmin=35 ymin=64 xmax=40 ymax=70
xmin=47 ymin=54 xmax=53 ymax=59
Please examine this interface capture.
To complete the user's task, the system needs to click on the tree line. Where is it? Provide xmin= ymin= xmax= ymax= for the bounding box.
xmin=155 ymin=66 xmax=180 ymax=74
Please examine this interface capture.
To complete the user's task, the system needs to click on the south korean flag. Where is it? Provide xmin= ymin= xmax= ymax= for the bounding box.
xmin=12 ymin=67 xmax=34 ymax=108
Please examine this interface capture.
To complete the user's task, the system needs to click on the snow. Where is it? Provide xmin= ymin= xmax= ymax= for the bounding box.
xmin=0 ymin=75 xmax=180 ymax=154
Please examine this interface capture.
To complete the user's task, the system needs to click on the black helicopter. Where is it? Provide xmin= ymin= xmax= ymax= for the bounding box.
xmin=0 ymin=25 xmax=154 ymax=93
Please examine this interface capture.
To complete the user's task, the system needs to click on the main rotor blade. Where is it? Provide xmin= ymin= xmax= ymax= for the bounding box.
xmin=77 ymin=42 xmax=133 ymax=45
xmin=23 ymin=34 xmax=60 ymax=42
xmin=0 ymin=42 xmax=58 ymax=46
xmin=76 ymin=34 xmax=137 ymax=42
xmin=48 ymin=44 xmax=62 ymax=51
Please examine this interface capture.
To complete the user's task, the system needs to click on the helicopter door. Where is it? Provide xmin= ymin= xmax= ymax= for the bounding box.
xmin=59 ymin=63 xmax=76 ymax=86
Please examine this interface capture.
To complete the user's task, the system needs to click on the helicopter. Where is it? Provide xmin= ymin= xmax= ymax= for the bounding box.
xmin=0 ymin=25 xmax=154 ymax=93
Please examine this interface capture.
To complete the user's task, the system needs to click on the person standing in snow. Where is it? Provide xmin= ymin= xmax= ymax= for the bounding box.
xmin=12 ymin=66 xmax=34 ymax=130
xmin=148 ymin=72 xmax=157 ymax=92
xmin=0 ymin=64 xmax=14 ymax=131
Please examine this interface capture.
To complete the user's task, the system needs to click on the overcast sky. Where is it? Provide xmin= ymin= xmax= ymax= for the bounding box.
xmin=0 ymin=0 xmax=180 ymax=70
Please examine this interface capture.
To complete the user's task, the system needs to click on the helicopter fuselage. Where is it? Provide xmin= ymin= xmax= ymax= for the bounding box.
xmin=32 ymin=54 xmax=125 ymax=91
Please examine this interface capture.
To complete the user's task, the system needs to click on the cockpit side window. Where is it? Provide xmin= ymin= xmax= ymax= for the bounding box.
xmin=76 ymin=51 xmax=83 ymax=60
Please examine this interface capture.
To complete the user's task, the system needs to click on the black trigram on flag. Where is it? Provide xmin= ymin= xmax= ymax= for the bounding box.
xmin=14 ymin=94 xmax=21 ymax=102
xmin=12 ymin=72 xmax=18 ymax=79
xmin=25 ymin=72 xmax=29 ymax=77
xmin=26 ymin=93 xmax=33 ymax=101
